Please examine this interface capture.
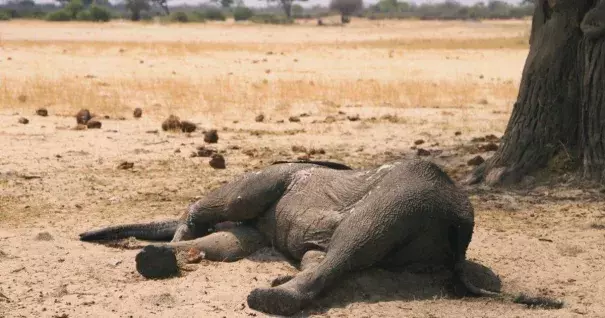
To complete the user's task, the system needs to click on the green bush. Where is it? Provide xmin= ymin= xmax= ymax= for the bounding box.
xmin=89 ymin=5 xmax=111 ymax=21
xmin=46 ymin=10 xmax=72 ymax=21
xmin=75 ymin=10 xmax=92 ymax=20
xmin=65 ymin=0 xmax=84 ymax=18
xmin=189 ymin=11 xmax=206 ymax=22
xmin=169 ymin=11 xmax=188 ymax=22
xmin=233 ymin=6 xmax=253 ymax=21
xmin=204 ymin=8 xmax=226 ymax=21
xmin=250 ymin=13 xmax=292 ymax=24
xmin=0 ymin=10 xmax=11 ymax=21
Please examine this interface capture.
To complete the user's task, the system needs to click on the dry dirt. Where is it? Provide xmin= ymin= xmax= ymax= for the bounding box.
xmin=1 ymin=19 xmax=604 ymax=318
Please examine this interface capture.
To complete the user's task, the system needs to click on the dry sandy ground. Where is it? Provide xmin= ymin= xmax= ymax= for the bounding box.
xmin=1 ymin=19 xmax=604 ymax=318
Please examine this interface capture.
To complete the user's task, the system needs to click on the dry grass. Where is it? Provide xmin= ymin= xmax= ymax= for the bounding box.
xmin=0 ymin=76 xmax=519 ymax=118
xmin=0 ymin=36 xmax=529 ymax=55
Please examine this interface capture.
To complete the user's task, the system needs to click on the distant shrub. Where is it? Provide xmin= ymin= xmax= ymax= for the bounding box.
xmin=64 ymin=0 xmax=84 ymax=18
xmin=0 ymin=10 xmax=11 ymax=20
xmin=75 ymin=10 xmax=92 ymax=20
xmin=233 ymin=6 xmax=253 ymax=21
xmin=169 ymin=11 xmax=188 ymax=22
xmin=250 ymin=13 xmax=292 ymax=24
xmin=291 ymin=4 xmax=304 ymax=18
xmin=204 ymin=8 xmax=226 ymax=21
xmin=189 ymin=11 xmax=206 ymax=22
xmin=89 ymin=5 xmax=111 ymax=21
xmin=46 ymin=10 xmax=72 ymax=21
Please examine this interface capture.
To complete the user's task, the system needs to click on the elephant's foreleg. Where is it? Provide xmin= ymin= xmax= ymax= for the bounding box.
xmin=271 ymin=250 xmax=327 ymax=287
xmin=135 ymin=226 xmax=267 ymax=279
xmin=247 ymin=192 xmax=418 ymax=316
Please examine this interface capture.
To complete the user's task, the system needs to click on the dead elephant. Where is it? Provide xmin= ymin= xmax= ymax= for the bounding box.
xmin=80 ymin=159 xmax=498 ymax=315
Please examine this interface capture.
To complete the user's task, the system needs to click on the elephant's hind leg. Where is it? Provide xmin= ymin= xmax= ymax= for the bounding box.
xmin=136 ymin=226 xmax=267 ymax=279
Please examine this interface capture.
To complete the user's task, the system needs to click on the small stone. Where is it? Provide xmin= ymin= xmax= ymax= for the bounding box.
xmin=308 ymin=148 xmax=325 ymax=155
xmin=133 ymin=108 xmax=143 ymax=118
xmin=18 ymin=117 xmax=29 ymax=124
xmin=288 ymin=116 xmax=300 ymax=123
xmin=174 ymin=149 xmax=181 ymax=153
xmin=195 ymin=146 xmax=215 ymax=157
xmin=75 ymin=109 xmax=91 ymax=124
xmin=117 ymin=161 xmax=134 ymax=170
xmin=17 ymin=95 xmax=27 ymax=103
xmin=484 ymin=134 xmax=500 ymax=142
xmin=324 ymin=116 xmax=336 ymax=123
xmin=73 ymin=124 xmax=87 ymax=131
xmin=467 ymin=155 xmax=485 ymax=166
xmin=347 ymin=114 xmax=360 ymax=121
xmin=414 ymin=139 xmax=425 ymax=145
xmin=291 ymin=145 xmax=307 ymax=153
xmin=255 ymin=114 xmax=265 ymax=122
xmin=416 ymin=148 xmax=431 ymax=157
xmin=36 ymin=108 xmax=48 ymax=117
xmin=471 ymin=137 xmax=486 ymax=143
xmin=276 ymin=120 xmax=284 ymax=124
xmin=180 ymin=121 xmax=197 ymax=133
xmin=204 ymin=129 xmax=219 ymax=143
xmin=479 ymin=142 xmax=499 ymax=152
xmin=209 ymin=154 xmax=226 ymax=169
xmin=35 ymin=232 xmax=53 ymax=241
xmin=86 ymin=119 xmax=102 ymax=129
xmin=109 ymin=259 xmax=122 ymax=267
xmin=162 ymin=115 xmax=181 ymax=131
xmin=455 ymin=131 xmax=462 ymax=136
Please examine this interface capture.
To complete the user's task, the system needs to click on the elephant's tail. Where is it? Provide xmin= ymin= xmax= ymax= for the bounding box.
xmin=450 ymin=223 xmax=564 ymax=309
xmin=450 ymin=222 xmax=499 ymax=297
xmin=79 ymin=219 xmax=180 ymax=242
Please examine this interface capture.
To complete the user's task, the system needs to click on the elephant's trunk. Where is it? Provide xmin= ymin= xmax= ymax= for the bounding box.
xmin=79 ymin=219 xmax=180 ymax=242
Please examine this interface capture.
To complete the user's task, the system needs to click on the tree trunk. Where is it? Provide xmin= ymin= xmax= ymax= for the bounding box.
xmin=281 ymin=0 xmax=292 ymax=19
xmin=131 ymin=9 xmax=141 ymax=21
xmin=466 ymin=0 xmax=605 ymax=186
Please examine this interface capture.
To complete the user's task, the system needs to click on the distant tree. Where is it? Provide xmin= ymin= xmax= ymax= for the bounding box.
xmin=151 ymin=0 xmax=169 ymax=14
xmin=291 ymin=3 xmax=303 ymax=17
xmin=330 ymin=0 xmax=362 ymax=23
xmin=125 ymin=0 xmax=150 ymax=20
xmin=64 ymin=0 xmax=84 ymax=18
xmin=266 ymin=0 xmax=307 ymax=19
xmin=211 ymin=0 xmax=233 ymax=8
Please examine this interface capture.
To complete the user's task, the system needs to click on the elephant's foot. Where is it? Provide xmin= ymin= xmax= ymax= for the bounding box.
xmin=135 ymin=245 xmax=179 ymax=279
xmin=247 ymin=286 xmax=309 ymax=316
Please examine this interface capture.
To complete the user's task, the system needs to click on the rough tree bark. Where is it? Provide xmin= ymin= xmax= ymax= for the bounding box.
xmin=466 ymin=0 xmax=605 ymax=186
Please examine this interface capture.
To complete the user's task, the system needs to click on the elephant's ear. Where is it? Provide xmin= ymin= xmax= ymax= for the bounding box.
xmin=271 ymin=160 xmax=353 ymax=170
xmin=581 ymin=1 xmax=605 ymax=39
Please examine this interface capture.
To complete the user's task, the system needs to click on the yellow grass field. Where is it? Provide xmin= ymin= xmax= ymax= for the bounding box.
xmin=1 ymin=18 xmax=604 ymax=318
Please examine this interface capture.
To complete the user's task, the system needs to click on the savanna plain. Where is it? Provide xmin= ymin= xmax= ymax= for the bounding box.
xmin=0 ymin=18 xmax=604 ymax=318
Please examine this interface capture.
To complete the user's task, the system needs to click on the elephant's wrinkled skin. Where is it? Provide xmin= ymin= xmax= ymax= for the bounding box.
xmin=80 ymin=158 xmax=496 ymax=316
